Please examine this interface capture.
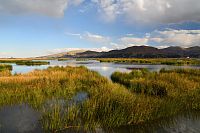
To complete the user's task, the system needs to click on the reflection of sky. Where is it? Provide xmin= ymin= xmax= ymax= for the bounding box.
xmin=1 ymin=60 xmax=200 ymax=78
xmin=12 ymin=65 xmax=49 ymax=74
xmin=0 ymin=104 xmax=42 ymax=132
xmin=88 ymin=66 xmax=131 ymax=79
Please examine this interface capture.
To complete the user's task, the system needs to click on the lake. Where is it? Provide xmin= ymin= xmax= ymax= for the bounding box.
xmin=9 ymin=59 xmax=200 ymax=78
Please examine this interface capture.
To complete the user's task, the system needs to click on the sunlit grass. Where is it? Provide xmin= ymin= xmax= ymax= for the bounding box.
xmin=0 ymin=64 xmax=12 ymax=71
xmin=0 ymin=66 xmax=200 ymax=132
xmin=96 ymin=58 xmax=200 ymax=65
xmin=0 ymin=59 xmax=49 ymax=66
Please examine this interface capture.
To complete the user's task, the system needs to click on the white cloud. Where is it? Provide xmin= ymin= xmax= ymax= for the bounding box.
xmin=1 ymin=0 xmax=200 ymax=24
xmin=120 ymin=36 xmax=148 ymax=46
xmin=65 ymin=29 xmax=200 ymax=51
xmin=83 ymin=32 xmax=110 ymax=44
xmin=92 ymin=0 xmax=120 ymax=22
xmin=66 ymin=31 xmax=110 ymax=44
xmin=70 ymin=0 xmax=85 ymax=6
xmin=0 ymin=0 xmax=84 ymax=17
xmin=47 ymin=46 xmax=111 ymax=54
xmin=115 ymin=29 xmax=200 ymax=49
xmin=149 ymin=37 xmax=164 ymax=43
xmin=153 ymin=29 xmax=200 ymax=47
xmin=65 ymin=32 xmax=82 ymax=38
xmin=92 ymin=0 xmax=200 ymax=24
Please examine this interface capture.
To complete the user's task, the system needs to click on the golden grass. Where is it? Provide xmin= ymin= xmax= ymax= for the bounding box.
xmin=0 ymin=66 xmax=200 ymax=132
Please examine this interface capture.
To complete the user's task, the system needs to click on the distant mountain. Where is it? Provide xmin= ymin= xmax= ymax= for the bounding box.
xmin=100 ymin=46 xmax=160 ymax=58
xmin=185 ymin=46 xmax=200 ymax=58
xmin=41 ymin=50 xmax=86 ymax=58
xmin=75 ymin=51 xmax=102 ymax=58
xmin=42 ymin=46 xmax=200 ymax=58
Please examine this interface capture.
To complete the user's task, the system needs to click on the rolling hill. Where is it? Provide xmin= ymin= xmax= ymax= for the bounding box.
xmin=42 ymin=46 xmax=200 ymax=58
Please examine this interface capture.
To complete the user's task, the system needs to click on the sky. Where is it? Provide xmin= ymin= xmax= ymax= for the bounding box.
xmin=0 ymin=0 xmax=200 ymax=57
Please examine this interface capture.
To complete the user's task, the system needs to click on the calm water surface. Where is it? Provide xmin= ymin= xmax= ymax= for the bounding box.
xmin=8 ymin=60 xmax=200 ymax=78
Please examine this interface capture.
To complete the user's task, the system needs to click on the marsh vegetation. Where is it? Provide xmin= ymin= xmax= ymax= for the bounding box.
xmin=0 ymin=64 xmax=12 ymax=77
xmin=0 ymin=66 xmax=200 ymax=132
xmin=0 ymin=64 xmax=12 ymax=71
xmin=0 ymin=59 xmax=49 ymax=66
xmin=97 ymin=58 xmax=200 ymax=65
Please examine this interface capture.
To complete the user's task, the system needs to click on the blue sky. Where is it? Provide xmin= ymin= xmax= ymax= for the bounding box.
xmin=0 ymin=0 xmax=200 ymax=57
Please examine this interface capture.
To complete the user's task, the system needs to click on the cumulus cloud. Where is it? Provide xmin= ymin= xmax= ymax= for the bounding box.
xmin=120 ymin=36 xmax=148 ymax=46
xmin=152 ymin=29 xmax=200 ymax=47
xmin=118 ymin=29 xmax=200 ymax=48
xmin=1 ymin=0 xmax=200 ymax=23
xmin=0 ymin=0 xmax=84 ymax=17
xmin=66 ymin=29 xmax=200 ymax=51
xmin=92 ymin=0 xmax=200 ymax=24
xmin=92 ymin=0 xmax=120 ymax=22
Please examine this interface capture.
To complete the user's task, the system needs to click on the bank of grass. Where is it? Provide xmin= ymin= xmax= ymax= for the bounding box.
xmin=15 ymin=60 xmax=50 ymax=66
xmin=0 ymin=64 xmax=12 ymax=77
xmin=0 ymin=59 xmax=49 ymax=66
xmin=96 ymin=58 xmax=200 ymax=65
xmin=0 ymin=66 xmax=200 ymax=132
xmin=111 ymin=68 xmax=200 ymax=97
xmin=0 ymin=64 xmax=12 ymax=71
xmin=57 ymin=58 xmax=70 ymax=61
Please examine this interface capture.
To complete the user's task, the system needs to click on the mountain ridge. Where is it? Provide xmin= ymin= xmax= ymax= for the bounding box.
xmin=42 ymin=46 xmax=200 ymax=58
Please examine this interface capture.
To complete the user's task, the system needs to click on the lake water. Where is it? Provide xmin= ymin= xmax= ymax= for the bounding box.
xmin=8 ymin=59 xmax=200 ymax=78
xmin=1 ymin=104 xmax=200 ymax=133
xmin=0 ymin=91 xmax=88 ymax=133
xmin=1 ymin=60 xmax=200 ymax=133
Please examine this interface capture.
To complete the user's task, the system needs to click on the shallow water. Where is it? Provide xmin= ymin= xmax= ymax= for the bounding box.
xmin=108 ymin=112 xmax=200 ymax=133
xmin=0 ymin=104 xmax=42 ymax=133
xmin=0 ymin=92 xmax=88 ymax=133
xmin=1 ymin=105 xmax=200 ymax=133
xmin=4 ymin=59 xmax=200 ymax=78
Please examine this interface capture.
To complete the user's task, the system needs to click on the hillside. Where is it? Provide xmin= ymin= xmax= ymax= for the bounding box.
xmin=41 ymin=50 xmax=86 ymax=58
xmin=44 ymin=46 xmax=200 ymax=58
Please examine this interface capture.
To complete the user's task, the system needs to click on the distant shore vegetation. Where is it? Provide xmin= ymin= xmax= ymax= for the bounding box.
xmin=0 ymin=59 xmax=49 ymax=66
xmin=96 ymin=58 xmax=200 ymax=65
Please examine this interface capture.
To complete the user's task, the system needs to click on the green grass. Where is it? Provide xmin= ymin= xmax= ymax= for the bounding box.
xmin=96 ymin=58 xmax=200 ymax=65
xmin=57 ymin=58 xmax=70 ymax=61
xmin=76 ymin=58 xmax=89 ymax=61
xmin=111 ymin=68 xmax=200 ymax=97
xmin=0 ymin=60 xmax=49 ymax=66
xmin=15 ymin=60 xmax=50 ymax=66
xmin=0 ymin=66 xmax=200 ymax=132
xmin=0 ymin=64 xmax=12 ymax=71
xmin=0 ymin=64 xmax=12 ymax=77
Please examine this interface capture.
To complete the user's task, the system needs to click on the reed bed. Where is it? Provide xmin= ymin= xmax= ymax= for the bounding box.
xmin=0 ymin=60 xmax=49 ymax=66
xmin=111 ymin=68 xmax=200 ymax=111
xmin=0 ymin=64 xmax=12 ymax=71
xmin=57 ymin=58 xmax=70 ymax=61
xmin=96 ymin=58 xmax=200 ymax=65
xmin=0 ymin=66 xmax=200 ymax=132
